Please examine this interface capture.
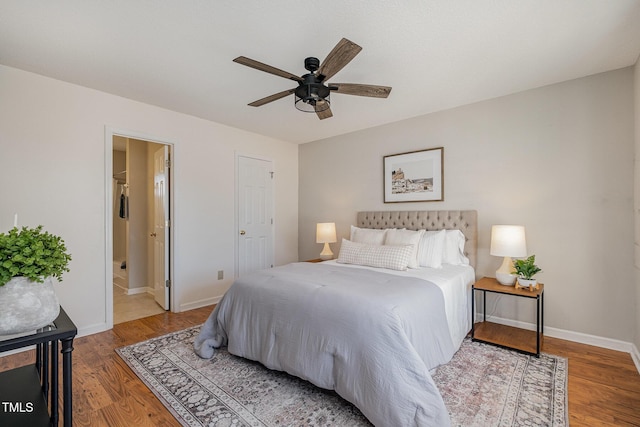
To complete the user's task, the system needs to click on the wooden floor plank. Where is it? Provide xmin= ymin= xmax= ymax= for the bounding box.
xmin=1 ymin=305 xmax=638 ymax=426
xmin=73 ymin=357 xmax=113 ymax=411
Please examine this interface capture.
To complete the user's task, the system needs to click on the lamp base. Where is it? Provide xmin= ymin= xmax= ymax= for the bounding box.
xmin=496 ymin=272 xmax=517 ymax=286
xmin=319 ymin=242 xmax=333 ymax=261
xmin=496 ymin=256 xmax=516 ymax=286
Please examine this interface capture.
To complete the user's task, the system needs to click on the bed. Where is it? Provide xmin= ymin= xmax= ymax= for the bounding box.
xmin=194 ymin=210 xmax=477 ymax=427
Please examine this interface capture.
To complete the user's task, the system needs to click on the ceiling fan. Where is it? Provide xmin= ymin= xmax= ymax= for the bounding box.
xmin=233 ymin=38 xmax=392 ymax=120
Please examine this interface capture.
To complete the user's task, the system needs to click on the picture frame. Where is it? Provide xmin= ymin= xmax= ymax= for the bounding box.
xmin=383 ymin=147 xmax=444 ymax=203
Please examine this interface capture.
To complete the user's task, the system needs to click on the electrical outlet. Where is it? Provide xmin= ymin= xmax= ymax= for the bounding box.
xmin=217 ymin=270 xmax=223 ymax=280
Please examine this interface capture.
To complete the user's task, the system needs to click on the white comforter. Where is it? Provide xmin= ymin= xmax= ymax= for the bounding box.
xmin=194 ymin=262 xmax=460 ymax=426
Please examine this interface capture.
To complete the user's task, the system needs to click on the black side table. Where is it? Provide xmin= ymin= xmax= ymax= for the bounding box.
xmin=0 ymin=306 xmax=77 ymax=427
xmin=471 ymin=277 xmax=544 ymax=357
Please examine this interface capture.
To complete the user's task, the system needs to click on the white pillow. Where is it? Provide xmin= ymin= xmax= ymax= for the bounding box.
xmin=417 ymin=229 xmax=446 ymax=268
xmin=349 ymin=225 xmax=387 ymax=245
xmin=384 ymin=228 xmax=424 ymax=269
xmin=442 ymin=229 xmax=469 ymax=265
xmin=337 ymin=239 xmax=413 ymax=271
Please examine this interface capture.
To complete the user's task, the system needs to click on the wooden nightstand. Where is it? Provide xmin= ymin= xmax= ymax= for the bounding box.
xmin=471 ymin=276 xmax=544 ymax=357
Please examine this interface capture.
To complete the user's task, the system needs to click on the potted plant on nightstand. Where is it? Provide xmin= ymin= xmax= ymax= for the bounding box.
xmin=512 ymin=255 xmax=541 ymax=289
xmin=0 ymin=225 xmax=72 ymax=335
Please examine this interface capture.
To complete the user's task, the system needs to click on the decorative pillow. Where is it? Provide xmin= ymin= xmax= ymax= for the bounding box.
xmin=442 ymin=229 xmax=469 ymax=265
xmin=417 ymin=229 xmax=446 ymax=268
xmin=337 ymin=239 xmax=413 ymax=271
xmin=349 ymin=225 xmax=387 ymax=245
xmin=384 ymin=228 xmax=424 ymax=268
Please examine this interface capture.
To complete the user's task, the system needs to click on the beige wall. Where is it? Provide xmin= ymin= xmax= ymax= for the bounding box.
xmin=112 ymin=148 xmax=127 ymax=262
xmin=300 ymin=67 xmax=635 ymax=343
xmin=127 ymin=138 xmax=149 ymax=290
xmin=0 ymin=64 xmax=299 ymax=335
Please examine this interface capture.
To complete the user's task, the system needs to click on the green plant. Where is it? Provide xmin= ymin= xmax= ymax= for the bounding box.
xmin=0 ymin=225 xmax=72 ymax=287
xmin=511 ymin=255 xmax=541 ymax=280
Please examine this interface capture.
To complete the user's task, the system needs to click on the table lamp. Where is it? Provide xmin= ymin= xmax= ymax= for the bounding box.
xmin=316 ymin=222 xmax=337 ymax=260
xmin=490 ymin=225 xmax=527 ymax=285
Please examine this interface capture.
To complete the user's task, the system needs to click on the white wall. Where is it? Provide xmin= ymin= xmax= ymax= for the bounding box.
xmin=0 ymin=65 xmax=298 ymax=335
xmin=634 ymin=57 xmax=640 ymax=354
xmin=300 ymin=68 xmax=635 ymax=343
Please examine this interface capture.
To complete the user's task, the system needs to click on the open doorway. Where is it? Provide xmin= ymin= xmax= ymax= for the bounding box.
xmin=111 ymin=135 xmax=172 ymax=324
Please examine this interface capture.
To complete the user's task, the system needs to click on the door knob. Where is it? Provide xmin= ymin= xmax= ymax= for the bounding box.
xmin=150 ymin=232 xmax=157 ymax=237
xmin=240 ymin=230 xmax=246 ymax=235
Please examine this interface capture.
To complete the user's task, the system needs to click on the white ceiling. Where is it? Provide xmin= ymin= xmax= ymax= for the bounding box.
xmin=1 ymin=1 xmax=639 ymax=144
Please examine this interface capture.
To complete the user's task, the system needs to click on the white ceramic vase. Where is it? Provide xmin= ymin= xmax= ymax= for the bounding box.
xmin=0 ymin=276 xmax=60 ymax=335
xmin=517 ymin=277 xmax=538 ymax=288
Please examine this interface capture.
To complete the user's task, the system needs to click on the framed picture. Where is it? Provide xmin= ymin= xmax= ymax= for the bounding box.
xmin=383 ymin=147 xmax=444 ymax=203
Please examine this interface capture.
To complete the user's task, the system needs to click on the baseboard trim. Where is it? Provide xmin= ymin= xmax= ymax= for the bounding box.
xmin=113 ymin=283 xmax=152 ymax=296
xmin=125 ymin=286 xmax=152 ymax=296
xmin=631 ymin=343 xmax=640 ymax=374
xmin=77 ymin=322 xmax=111 ymax=338
xmin=179 ymin=295 xmax=222 ymax=312
xmin=480 ymin=314 xmax=640 ymax=372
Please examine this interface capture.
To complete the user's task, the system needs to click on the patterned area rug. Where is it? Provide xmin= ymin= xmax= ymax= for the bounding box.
xmin=116 ymin=326 xmax=567 ymax=427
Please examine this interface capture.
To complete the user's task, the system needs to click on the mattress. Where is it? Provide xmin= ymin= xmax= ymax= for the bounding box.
xmin=321 ymin=260 xmax=475 ymax=349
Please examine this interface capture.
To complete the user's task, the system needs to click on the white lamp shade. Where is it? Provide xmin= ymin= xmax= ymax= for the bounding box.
xmin=490 ymin=225 xmax=527 ymax=285
xmin=490 ymin=225 xmax=527 ymax=257
xmin=316 ymin=222 xmax=337 ymax=244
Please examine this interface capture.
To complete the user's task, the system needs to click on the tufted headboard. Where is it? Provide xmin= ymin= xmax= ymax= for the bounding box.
xmin=356 ymin=210 xmax=478 ymax=270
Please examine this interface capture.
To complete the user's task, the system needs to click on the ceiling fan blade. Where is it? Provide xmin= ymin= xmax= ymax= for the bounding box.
xmin=248 ymin=88 xmax=296 ymax=107
xmin=315 ymin=100 xmax=333 ymax=120
xmin=317 ymin=38 xmax=362 ymax=81
xmin=234 ymin=56 xmax=303 ymax=82
xmin=330 ymin=83 xmax=392 ymax=98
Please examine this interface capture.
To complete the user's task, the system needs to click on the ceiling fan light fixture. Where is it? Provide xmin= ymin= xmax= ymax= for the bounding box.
xmin=235 ymin=38 xmax=390 ymax=119
xmin=294 ymin=84 xmax=330 ymax=113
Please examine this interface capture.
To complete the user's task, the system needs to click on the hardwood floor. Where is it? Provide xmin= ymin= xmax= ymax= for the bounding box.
xmin=1 ymin=307 xmax=639 ymax=426
xmin=543 ymin=336 xmax=640 ymax=426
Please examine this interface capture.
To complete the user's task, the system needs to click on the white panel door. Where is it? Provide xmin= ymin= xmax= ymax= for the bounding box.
xmin=153 ymin=146 xmax=170 ymax=309
xmin=238 ymin=156 xmax=274 ymax=277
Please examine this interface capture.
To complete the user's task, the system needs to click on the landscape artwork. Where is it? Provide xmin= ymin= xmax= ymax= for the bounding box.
xmin=384 ymin=147 xmax=443 ymax=202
